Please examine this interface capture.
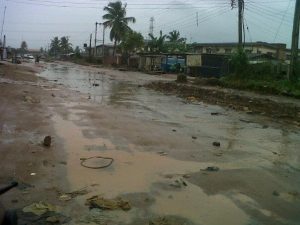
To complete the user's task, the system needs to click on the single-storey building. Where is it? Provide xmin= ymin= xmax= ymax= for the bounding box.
xmin=189 ymin=42 xmax=287 ymax=61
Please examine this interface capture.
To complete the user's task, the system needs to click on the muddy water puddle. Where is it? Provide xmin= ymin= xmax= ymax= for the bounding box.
xmin=52 ymin=111 xmax=252 ymax=225
xmin=41 ymin=63 xmax=300 ymax=224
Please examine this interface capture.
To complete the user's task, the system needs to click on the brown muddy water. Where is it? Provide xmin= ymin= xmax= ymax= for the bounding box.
xmin=39 ymin=63 xmax=300 ymax=225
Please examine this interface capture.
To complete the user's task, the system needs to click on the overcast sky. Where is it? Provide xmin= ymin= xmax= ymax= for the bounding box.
xmin=0 ymin=0 xmax=295 ymax=50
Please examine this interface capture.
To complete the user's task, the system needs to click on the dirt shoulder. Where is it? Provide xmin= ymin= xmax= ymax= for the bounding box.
xmin=0 ymin=62 xmax=71 ymax=223
xmin=145 ymin=80 xmax=300 ymax=125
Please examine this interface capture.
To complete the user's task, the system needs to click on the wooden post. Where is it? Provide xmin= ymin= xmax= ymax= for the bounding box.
xmin=289 ymin=0 xmax=300 ymax=80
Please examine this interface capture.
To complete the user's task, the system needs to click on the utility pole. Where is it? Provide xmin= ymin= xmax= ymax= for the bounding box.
xmin=238 ymin=0 xmax=243 ymax=47
xmin=289 ymin=0 xmax=300 ymax=81
xmin=149 ymin=17 xmax=154 ymax=36
xmin=196 ymin=12 xmax=199 ymax=27
xmin=102 ymin=24 xmax=105 ymax=58
xmin=94 ymin=22 xmax=98 ymax=57
xmin=0 ymin=6 xmax=7 ymax=46
xmin=89 ymin=33 xmax=92 ymax=58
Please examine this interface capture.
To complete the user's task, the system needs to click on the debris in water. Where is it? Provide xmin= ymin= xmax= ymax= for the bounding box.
xmin=158 ymin=151 xmax=168 ymax=156
xmin=23 ymin=202 xmax=60 ymax=216
xmin=30 ymin=173 xmax=36 ymax=176
xmin=202 ymin=166 xmax=220 ymax=172
xmin=212 ymin=141 xmax=221 ymax=147
xmin=43 ymin=136 xmax=52 ymax=147
xmin=59 ymin=187 xmax=90 ymax=201
xmin=211 ymin=112 xmax=220 ymax=116
xmin=23 ymin=95 xmax=40 ymax=103
xmin=85 ymin=195 xmax=131 ymax=211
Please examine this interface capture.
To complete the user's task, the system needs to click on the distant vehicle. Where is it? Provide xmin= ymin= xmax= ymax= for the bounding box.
xmin=23 ymin=54 xmax=34 ymax=60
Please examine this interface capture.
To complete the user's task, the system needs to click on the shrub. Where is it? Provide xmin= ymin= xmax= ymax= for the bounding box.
xmin=176 ymin=74 xmax=187 ymax=83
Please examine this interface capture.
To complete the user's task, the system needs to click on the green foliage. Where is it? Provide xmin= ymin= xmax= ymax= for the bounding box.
xmin=120 ymin=31 xmax=144 ymax=54
xmin=20 ymin=41 xmax=28 ymax=54
xmin=49 ymin=37 xmax=60 ymax=56
xmin=103 ymin=1 xmax=136 ymax=55
xmin=220 ymin=75 xmax=300 ymax=98
xmin=167 ymin=30 xmax=186 ymax=43
xmin=176 ymin=74 xmax=187 ymax=83
xmin=165 ymin=42 xmax=187 ymax=53
xmin=74 ymin=46 xmax=81 ymax=58
xmin=148 ymin=30 xmax=167 ymax=53
xmin=60 ymin=36 xmax=73 ymax=54
xmin=230 ymin=47 xmax=249 ymax=76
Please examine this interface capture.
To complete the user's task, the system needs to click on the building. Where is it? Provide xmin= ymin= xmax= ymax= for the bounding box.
xmin=189 ymin=42 xmax=287 ymax=61
xmin=92 ymin=44 xmax=115 ymax=57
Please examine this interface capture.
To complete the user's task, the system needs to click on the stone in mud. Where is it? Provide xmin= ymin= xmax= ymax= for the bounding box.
xmin=203 ymin=166 xmax=220 ymax=172
xmin=43 ymin=136 xmax=52 ymax=147
xmin=212 ymin=141 xmax=221 ymax=147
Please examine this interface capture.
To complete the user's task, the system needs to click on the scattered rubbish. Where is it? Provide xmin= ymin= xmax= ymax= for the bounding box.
xmin=192 ymin=136 xmax=197 ymax=140
xmin=59 ymin=161 xmax=67 ymax=165
xmin=43 ymin=136 xmax=52 ymax=147
xmin=158 ymin=151 xmax=168 ymax=156
xmin=149 ymin=217 xmax=176 ymax=225
xmin=23 ymin=95 xmax=40 ymax=104
xmin=273 ymin=191 xmax=280 ymax=196
xmin=186 ymin=96 xmax=196 ymax=102
xmin=92 ymin=83 xmax=99 ymax=87
xmin=239 ymin=119 xmax=253 ymax=123
xmin=86 ymin=195 xmax=131 ymax=211
xmin=30 ymin=173 xmax=36 ymax=176
xmin=59 ymin=194 xmax=72 ymax=201
xmin=46 ymin=216 xmax=61 ymax=223
xmin=211 ymin=112 xmax=220 ymax=116
xmin=80 ymin=156 xmax=114 ymax=169
xmin=288 ymin=191 xmax=299 ymax=198
xmin=23 ymin=202 xmax=59 ymax=216
xmin=170 ymin=179 xmax=187 ymax=188
xmin=202 ymin=166 xmax=220 ymax=172
xmin=212 ymin=141 xmax=221 ymax=147
xmin=59 ymin=187 xmax=90 ymax=201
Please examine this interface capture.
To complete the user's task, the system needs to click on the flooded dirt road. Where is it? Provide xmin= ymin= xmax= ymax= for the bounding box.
xmin=1 ymin=61 xmax=300 ymax=225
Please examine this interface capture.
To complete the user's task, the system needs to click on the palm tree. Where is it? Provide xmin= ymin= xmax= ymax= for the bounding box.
xmin=148 ymin=30 xmax=166 ymax=53
xmin=60 ymin=36 xmax=72 ymax=54
xmin=103 ymin=1 xmax=136 ymax=56
xmin=50 ymin=37 xmax=60 ymax=57
xmin=167 ymin=30 xmax=186 ymax=43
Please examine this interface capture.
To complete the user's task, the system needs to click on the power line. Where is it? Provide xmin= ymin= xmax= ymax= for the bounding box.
xmin=273 ymin=0 xmax=293 ymax=42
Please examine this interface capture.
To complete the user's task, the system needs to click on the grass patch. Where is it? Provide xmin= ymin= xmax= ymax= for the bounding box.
xmin=220 ymin=75 xmax=300 ymax=98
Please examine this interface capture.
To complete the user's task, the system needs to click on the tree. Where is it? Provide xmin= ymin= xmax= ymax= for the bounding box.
xmin=20 ymin=41 xmax=28 ymax=54
xmin=50 ymin=37 xmax=60 ymax=57
xmin=120 ymin=31 xmax=144 ymax=54
xmin=40 ymin=47 xmax=44 ymax=53
xmin=167 ymin=30 xmax=186 ymax=43
xmin=120 ymin=31 xmax=144 ymax=65
xmin=74 ymin=46 xmax=81 ymax=58
xmin=148 ymin=30 xmax=166 ymax=53
xmin=60 ymin=36 xmax=72 ymax=54
xmin=103 ymin=1 xmax=136 ymax=56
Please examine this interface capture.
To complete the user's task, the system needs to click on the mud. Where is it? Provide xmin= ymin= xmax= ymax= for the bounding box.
xmin=1 ymin=61 xmax=300 ymax=225
xmin=145 ymin=81 xmax=300 ymax=124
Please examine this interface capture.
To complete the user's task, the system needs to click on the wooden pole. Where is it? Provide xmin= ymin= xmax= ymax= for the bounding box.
xmin=289 ymin=0 xmax=300 ymax=80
